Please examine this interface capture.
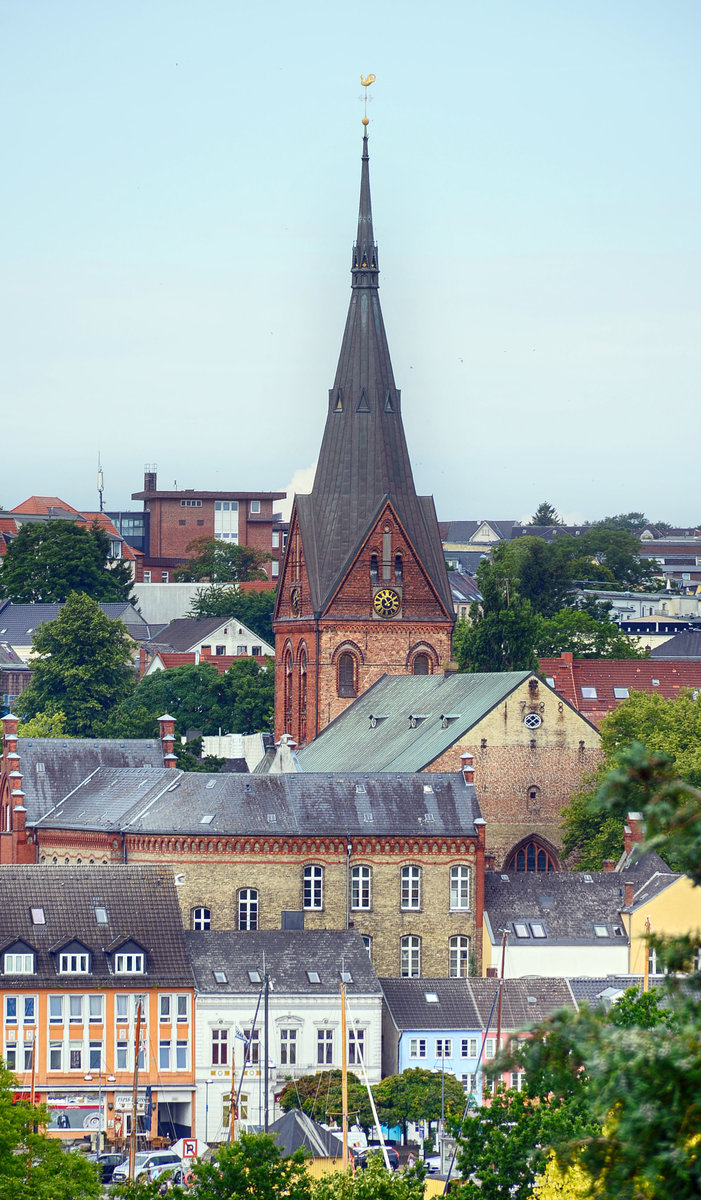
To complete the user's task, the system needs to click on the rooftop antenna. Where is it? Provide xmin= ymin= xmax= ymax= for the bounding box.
xmin=360 ymin=72 xmax=375 ymax=126
xmin=97 ymin=454 xmax=105 ymax=513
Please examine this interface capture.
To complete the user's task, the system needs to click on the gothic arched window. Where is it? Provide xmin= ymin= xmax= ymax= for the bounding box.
xmin=338 ymin=652 xmax=356 ymax=698
xmin=413 ymin=653 xmax=429 ymax=675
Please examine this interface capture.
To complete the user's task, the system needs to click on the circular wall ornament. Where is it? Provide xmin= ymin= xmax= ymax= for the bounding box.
xmin=373 ymin=588 xmax=401 ymax=618
xmin=523 ymin=712 xmax=542 ymax=730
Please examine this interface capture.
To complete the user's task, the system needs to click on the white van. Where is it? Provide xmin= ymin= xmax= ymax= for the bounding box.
xmin=111 ymin=1149 xmax=181 ymax=1183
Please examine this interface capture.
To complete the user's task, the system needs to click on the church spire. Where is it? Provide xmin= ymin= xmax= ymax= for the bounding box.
xmin=351 ymin=131 xmax=378 ymax=288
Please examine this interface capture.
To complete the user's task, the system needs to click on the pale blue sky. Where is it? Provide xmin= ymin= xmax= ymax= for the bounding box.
xmin=2 ymin=1 xmax=700 ymax=525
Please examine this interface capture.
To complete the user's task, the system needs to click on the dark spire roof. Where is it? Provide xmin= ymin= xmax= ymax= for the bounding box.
xmin=298 ymin=129 xmax=453 ymax=616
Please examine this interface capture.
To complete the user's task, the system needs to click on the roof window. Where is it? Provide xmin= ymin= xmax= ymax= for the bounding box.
xmin=513 ymin=922 xmax=529 ymax=938
xmin=581 ymin=687 xmax=598 ymax=699
xmin=613 ymin=686 xmax=630 ymax=699
xmin=214 ymin=970 xmax=228 ymax=984
xmin=307 ymin=970 xmax=321 ymax=984
xmin=424 ymin=992 xmax=439 ymax=1003
xmin=94 ymin=907 xmax=108 ymax=924
xmin=593 ymin=924 xmax=608 ymax=938
xmin=340 ymin=971 xmax=353 ymax=983
xmin=248 ymin=970 xmax=262 ymax=984
xmin=530 ymin=922 xmax=546 ymax=938
xmin=200 ymin=814 xmax=215 ymax=824
xmin=30 ymin=907 xmax=46 ymax=925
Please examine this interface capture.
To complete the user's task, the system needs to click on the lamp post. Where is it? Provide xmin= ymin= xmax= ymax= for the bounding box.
xmin=204 ymin=1078 xmax=212 ymax=1144
xmin=85 ymin=1065 xmax=117 ymax=1151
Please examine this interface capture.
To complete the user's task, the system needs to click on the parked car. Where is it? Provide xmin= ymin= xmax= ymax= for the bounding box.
xmin=112 ymin=1149 xmax=182 ymax=1184
xmin=352 ymin=1145 xmax=400 ymax=1170
xmin=84 ymin=1151 xmax=126 ymax=1183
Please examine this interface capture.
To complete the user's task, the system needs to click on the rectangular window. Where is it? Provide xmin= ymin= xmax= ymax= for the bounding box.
xmin=409 ymin=1038 xmax=426 ymax=1058
xmin=351 ymin=866 xmax=371 ymax=910
xmin=60 ymin=952 xmax=90 ymax=974
xmin=24 ymin=996 xmax=35 ymax=1022
xmin=613 ymin=686 xmax=629 ymax=699
xmin=69 ymin=1043 xmax=82 ymax=1070
xmin=271 ymin=561 xmax=279 ymax=577
xmin=161 ymin=571 xmax=169 ymax=583
xmin=143 ymin=570 xmax=152 ymax=583
xmin=436 ymin=1038 xmax=452 ymax=1059
xmin=4 ymin=952 xmax=33 ymax=974
xmin=5 ymin=997 xmax=17 ymax=1023
xmin=115 ymin=952 xmax=144 ymax=974
xmin=401 ymin=865 xmax=421 ymax=910
xmin=49 ymin=995 xmax=63 ymax=1023
xmin=159 ymin=1040 xmax=171 ymax=1070
xmin=89 ymin=1041 xmax=103 ymax=1070
xmin=450 ymin=865 xmax=470 ymax=909
xmin=485 ymin=1037 xmax=496 ymax=1059
xmin=348 ymin=1028 xmax=365 ymax=1066
xmin=244 ymin=1029 xmax=260 ymax=1065
xmin=401 ymin=936 xmax=421 ymax=978
xmin=280 ymin=1028 xmax=297 ymax=1066
xmin=116 ymin=1042 xmax=128 ymax=1070
xmin=212 ymin=1029 xmax=228 ymax=1066
xmin=581 ymin=686 xmax=598 ymax=699
xmin=69 ymin=996 xmax=82 ymax=1023
xmin=317 ymin=1028 xmax=333 ymax=1066
xmin=250 ymin=500 xmax=261 ymax=514
xmin=272 ymin=531 xmax=280 ymax=548
xmin=116 ymin=995 xmax=129 ymax=1021
xmin=159 ymin=995 xmax=171 ymax=1022
xmin=462 ymin=1038 xmax=478 ymax=1058
xmin=303 ymin=865 xmax=323 ymax=910
xmin=5 ymin=1046 xmax=16 ymax=1070
xmin=88 ymin=995 xmax=103 ymax=1023
xmin=176 ymin=1040 xmax=188 ymax=1070
xmin=176 ymin=995 xmax=188 ymax=1023
xmin=24 ymin=1042 xmax=34 ymax=1071
xmin=49 ymin=1042 xmax=63 ymax=1071
xmin=236 ymin=644 xmax=247 ymax=656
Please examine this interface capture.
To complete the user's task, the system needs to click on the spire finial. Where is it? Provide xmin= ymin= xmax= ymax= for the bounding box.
xmin=360 ymin=73 xmax=375 ymax=126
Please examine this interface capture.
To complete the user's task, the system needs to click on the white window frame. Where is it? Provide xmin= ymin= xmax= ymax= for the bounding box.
xmin=238 ymin=889 xmax=259 ymax=930
xmin=400 ymin=865 xmax=421 ymax=910
xmin=348 ymin=1027 xmax=365 ymax=1066
xmin=211 ymin=1028 xmax=229 ymax=1066
xmin=409 ymin=1037 xmax=426 ymax=1058
xmin=450 ymin=865 xmax=470 ymax=910
xmin=303 ymin=864 xmax=324 ymax=910
xmin=401 ymin=935 xmax=421 ymax=978
xmin=280 ymin=1027 xmax=297 ymax=1066
xmin=114 ymin=952 xmax=145 ymax=974
xmin=192 ymin=907 xmax=211 ymax=930
xmin=317 ymin=1028 xmax=334 ymax=1066
xmin=3 ymin=952 xmax=34 ymax=974
xmin=435 ymin=1038 xmax=452 ymax=1059
xmin=351 ymin=865 xmax=372 ymax=910
xmin=449 ymin=935 xmax=470 ymax=978
xmin=59 ymin=952 xmax=90 ymax=974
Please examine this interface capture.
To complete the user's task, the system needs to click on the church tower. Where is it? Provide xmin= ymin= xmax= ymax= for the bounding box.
xmin=274 ymin=120 xmax=454 ymax=743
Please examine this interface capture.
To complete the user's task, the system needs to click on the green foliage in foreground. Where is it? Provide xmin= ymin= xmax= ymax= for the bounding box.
xmin=0 ymin=1058 xmax=100 ymax=1200
xmin=313 ymin=1154 xmax=426 ymax=1200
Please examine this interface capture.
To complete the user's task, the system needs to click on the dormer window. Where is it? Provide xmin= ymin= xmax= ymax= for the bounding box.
xmin=113 ymin=940 xmax=146 ymax=975
xmin=59 ymin=944 xmax=91 ymax=974
xmin=3 ymin=943 xmax=35 ymax=975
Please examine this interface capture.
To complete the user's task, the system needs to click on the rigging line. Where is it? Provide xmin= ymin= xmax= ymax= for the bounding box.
xmin=228 ymin=984 xmax=264 ymax=1142
xmin=442 ymin=983 xmax=501 ymax=1195
xmin=343 ymin=991 xmax=391 ymax=1170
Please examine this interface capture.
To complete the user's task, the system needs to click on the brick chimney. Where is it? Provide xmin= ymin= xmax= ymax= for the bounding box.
xmin=460 ymin=751 xmax=475 ymax=786
xmin=623 ymin=811 xmax=645 ymax=855
xmin=158 ymin=714 xmax=177 ymax=768
xmin=486 ymin=966 xmax=498 ymax=978
xmin=144 ymin=465 xmax=158 ymax=493
xmin=624 ymin=881 xmax=635 ymax=907
xmin=602 ymin=859 xmax=616 ymax=872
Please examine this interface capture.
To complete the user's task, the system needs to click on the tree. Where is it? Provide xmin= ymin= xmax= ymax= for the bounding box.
xmin=18 ymin=593 xmax=135 ymax=736
xmin=454 ymin=557 xmax=542 ymax=673
xmin=173 ymin=538 xmax=269 ymax=583
xmin=16 ymin=710 xmax=69 ymax=737
xmin=0 ymin=520 xmax=133 ymax=603
xmin=106 ymin=658 xmax=274 ymax=740
xmin=0 ymin=1058 xmax=101 ymax=1199
xmin=536 ymin=608 xmax=646 ymax=659
xmin=312 ymin=1153 xmax=425 ymax=1200
xmin=187 ymin=584 xmax=277 ymax=644
xmin=190 ymin=1131 xmax=311 ymax=1200
xmin=373 ymin=1068 xmax=465 ymax=1144
xmin=530 ymin=501 xmax=562 ymax=526
xmin=596 ymin=511 xmax=648 ymax=533
xmin=561 ymin=690 xmax=701 ymax=866
xmin=279 ymin=1069 xmax=374 ymax=1132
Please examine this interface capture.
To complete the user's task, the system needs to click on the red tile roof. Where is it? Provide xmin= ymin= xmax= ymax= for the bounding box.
xmin=539 ymin=652 xmax=701 ymax=726
xmin=11 ymin=496 xmax=80 ymax=515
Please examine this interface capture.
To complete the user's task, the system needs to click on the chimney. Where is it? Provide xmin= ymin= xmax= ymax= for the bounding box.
xmin=460 ymin=751 xmax=475 ymax=786
xmin=624 ymin=881 xmax=635 ymax=907
xmin=158 ymin=714 xmax=177 ymax=768
xmin=623 ymin=811 xmax=644 ymax=855
xmin=486 ymin=966 xmax=498 ymax=978
xmin=602 ymin=859 xmax=616 ymax=872
xmin=144 ymin=465 xmax=158 ymax=494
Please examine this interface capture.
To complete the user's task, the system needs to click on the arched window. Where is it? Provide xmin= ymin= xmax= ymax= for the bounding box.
xmin=299 ymin=648 xmax=308 ymax=744
xmin=370 ymin=553 xmax=379 ymax=583
xmin=303 ymin=865 xmax=323 ymax=910
xmin=401 ymin=935 xmax=421 ymax=978
xmin=238 ymin=889 xmax=259 ymax=930
xmin=450 ymin=865 xmax=470 ymax=910
xmin=394 ymin=553 xmax=403 ymax=584
xmin=192 ymin=907 xmax=211 ymax=930
xmin=505 ymin=840 xmax=557 ymax=873
xmin=413 ymin=653 xmax=430 ymax=675
xmin=351 ymin=865 xmax=371 ymax=910
xmin=283 ymin=649 xmax=293 ymax=733
xmin=400 ymin=865 xmax=421 ymax=910
xmin=449 ymin=935 xmax=470 ymax=978
xmin=338 ymin=652 xmax=356 ymax=698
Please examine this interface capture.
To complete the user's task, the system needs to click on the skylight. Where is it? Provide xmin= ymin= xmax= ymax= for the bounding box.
xmin=214 ymin=970 xmax=228 ymax=984
xmin=613 ymin=686 xmax=629 ymax=699
xmin=200 ymin=814 xmax=215 ymax=824
xmin=94 ymin=907 xmax=108 ymax=925
xmin=513 ymin=922 xmax=529 ymax=938
xmin=307 ymin=970 xmax=321 ymax=984
xmin=206 ymin=780 xmax=216 ymax=789
xmin=581 ymin=687 xmax=598 ymax=699
xmin=30 ymin=907 xmax=45 ymax=925
xmin=425 ymin=992 xmax=439 ymax=1003
xmin=340 ymin=971 xmax=353 ymax=983
xmin=593 ymin=924 xmax=608 ymax=937
xmin=248 ymin=970 xmax=262 ymax=984
xmin=530 ymin=923 xmax=546 ymax=938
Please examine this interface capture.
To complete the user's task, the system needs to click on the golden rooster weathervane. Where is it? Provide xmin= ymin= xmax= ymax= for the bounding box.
xmin=360 ymin=73 xmax=375 ymax=125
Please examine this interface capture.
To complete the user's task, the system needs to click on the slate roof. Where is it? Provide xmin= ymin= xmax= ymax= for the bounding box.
xmin=539 ymin=653 xmax=701 ymax=725
xmin=482 ymin=866 xmax=681 ymax=946
xmin=440 ymin=521 xmax=516 ymax=545
xmin=0 ymin=643 xmax=29 ymax=671
xmin=448 ymin=571 xmax=481 ymax=605
xmin=0 ymin=601 xmax=152 ymax=645
xmin=381 ymin=976 xmax=576 ymax=1032
xmin=34 ymin=769 xmax=480 ymax=838
xmin=511 ymin=525 xmax=589 ymax=542
xmin=650 ymin=631 xmax=701 ymax=659
xmin=568 ymin=976 xmax=667 ymax=1007
xmin=16 ymin=738 xmax=166 ymax=823
xmin=294 ymin=131 xmax=452 ymax=617
xmin=146 ymin=615 xmax=273 ymax=655
xmin=0 ymin=864 xmax=193 ymax=987
xmin=184 ymin=930 xmax=381 ymax=995
xmin=296 ymin=671 xmax=543 ymax=773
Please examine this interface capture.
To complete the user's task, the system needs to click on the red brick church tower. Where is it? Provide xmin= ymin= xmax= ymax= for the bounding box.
xmin=274 ymin=121 xmax=454 ymax=744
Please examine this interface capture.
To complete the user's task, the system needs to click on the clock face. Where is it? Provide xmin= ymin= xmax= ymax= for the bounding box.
xmin=373 ymin=587 xmax=401 ymax=618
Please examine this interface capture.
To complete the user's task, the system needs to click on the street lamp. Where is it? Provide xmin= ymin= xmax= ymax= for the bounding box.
xmin=85 ymin=1066 xmax=117 ymax=1151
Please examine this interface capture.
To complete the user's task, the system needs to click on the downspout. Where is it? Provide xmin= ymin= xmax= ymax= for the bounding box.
xmin=314 ymin=619 xmax=321 ymax=738
xmin=122 ymin=832 xmax=128 ymax=864
xmin=346 ymin=840 xmax=352 ymax=930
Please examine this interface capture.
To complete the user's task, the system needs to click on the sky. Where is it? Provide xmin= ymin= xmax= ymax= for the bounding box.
xmin=2 ymin=1 xmax=700 ymax=526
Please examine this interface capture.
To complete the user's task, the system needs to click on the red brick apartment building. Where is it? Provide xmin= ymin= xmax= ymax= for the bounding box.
xmin=130 ymin=469 xmax=286 ymax=584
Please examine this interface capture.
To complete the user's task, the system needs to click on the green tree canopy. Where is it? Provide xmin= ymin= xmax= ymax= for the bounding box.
xmin=173 ymin=537 xmax=270 ymax=582
xmin=453 ymin=555 xmax=543 ymax=673
xmin=0 ymin=520 xmax=133 ymax=603
xmin=0 ymin=1059 xmax=101 ymax=1199
xmin=187 ymin=584 xmax=277 ymax=644
xmin=536 ymin=608 xmax=647 ymax=659
xmin=279 ymin=1069 xmax=374 ymax=1132
xmin=106 ymin=657 xmax=274 ymax=740
xmin=16 ymin=710 xmax=70 ymax=737
xmin=561 ymin=690 xmax=701 ymax=866
xmin=373 ymin=1068 xmax=465 ymax=1142
xmin=530 ymin=501 xmax=562 ymax=526
xmin=312 ymin=1153 xmax=426 ymax=1200
xmin=189 ymin=1133 xmax=311 ymax=1200
xmin=18 ymin=593 xmax=136 ymax=736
